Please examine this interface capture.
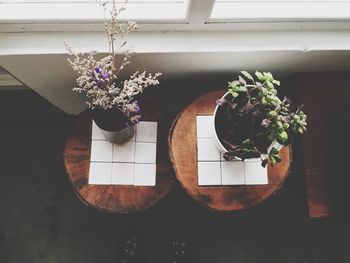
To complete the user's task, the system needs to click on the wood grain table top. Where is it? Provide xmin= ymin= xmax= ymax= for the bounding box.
xmin=63 ymin=103 xmax=174 ymax=214
xmin=169 ymin=90 xmax=292 ymax=212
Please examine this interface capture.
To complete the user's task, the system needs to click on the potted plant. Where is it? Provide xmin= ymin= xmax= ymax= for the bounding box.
xmin=65 ymin=1 xmax=161 ymax=143
xmin=213 ymin=71 xmax=307 ymax=167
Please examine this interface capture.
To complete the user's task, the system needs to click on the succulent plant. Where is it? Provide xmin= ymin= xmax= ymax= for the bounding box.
xmin=216 ymin=71 xmax=307 ymax=167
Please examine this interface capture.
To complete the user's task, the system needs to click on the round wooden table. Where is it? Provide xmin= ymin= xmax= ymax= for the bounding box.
xmin=169 ymin=90 xmax=292 ymax=212
xmin=64 ymin=103 xmax=174 ymax=213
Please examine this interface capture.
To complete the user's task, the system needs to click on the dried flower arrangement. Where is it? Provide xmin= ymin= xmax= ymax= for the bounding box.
xmin=215 ymin=71 xmax=307 ymax=167
xmin=65 ymin=0 xmax=161 ymax=125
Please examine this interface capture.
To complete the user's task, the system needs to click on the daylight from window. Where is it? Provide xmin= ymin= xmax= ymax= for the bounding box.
xmin=0 ymin=0 xmax=349 ymax=30
xmin=0 ymin=0 xmax=190 ymax=22
xmin=210 ymin=0 xmax=350 ymax=21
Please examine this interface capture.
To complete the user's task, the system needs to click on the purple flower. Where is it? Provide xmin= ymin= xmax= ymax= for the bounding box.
xmin=102 ymin=72 xmax=109 ymax=80
xmin=132 ymin=101 xmax=141 ymax=113
xmin=96 ymin=79 xmax=104 ymax=85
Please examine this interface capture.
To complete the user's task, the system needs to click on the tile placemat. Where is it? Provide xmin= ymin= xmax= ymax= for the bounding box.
xmin=89 ymin=120 xmax=157 ymax=186
xmin=196 ymin=115 xmax=268 ymax=186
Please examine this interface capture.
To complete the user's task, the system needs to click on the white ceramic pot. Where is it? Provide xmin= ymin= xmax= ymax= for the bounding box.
xmin=211 ymin=92 xmax=282 ymax=157
xmin=211 ymin=92 xmax=229 ymax=154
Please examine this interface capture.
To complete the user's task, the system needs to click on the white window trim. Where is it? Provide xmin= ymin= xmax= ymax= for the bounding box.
xmin=0 ymin=0 xmax=191 ymax=26
xmin=1 ymin=0 xmax=350 ymax=32
xmin=1 ymin=0 xmax=350 ymax=58
xmin=210 ymin=0 xmax=350 ymax=22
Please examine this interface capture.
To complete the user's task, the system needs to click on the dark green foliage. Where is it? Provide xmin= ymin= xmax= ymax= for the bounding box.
xmin=217 ymin=71 xmax=307 ymax=167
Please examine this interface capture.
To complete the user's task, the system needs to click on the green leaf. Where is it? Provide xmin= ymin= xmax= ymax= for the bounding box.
xmin=261 ymin=87 xmax=268 ymax=95
xmin=261 ymin=97 xmax=268 ymax=105
xmin=277 ymin=121 xmax=284 ymax=130
xmin=268 ymin=111 xmax=278 ymax=119
xmin=255 ymin=71 xmax=265 ymax=81
xmin=272 ymin=79 xmax=280 ymax=86
xmin=238 ymin=86 xmax=247 ymax=92
xmin=242 ymin=138 xmax=251 ymax=146
xmin=229 ymin=90 xmax=239 ymax=97
xmin=277 ymin=131 xmax=288 ymax=143
xmin=229 ymin=80 xmax=240 ymax=88
xmin=240 ymin=71 xmax=254 ymax=81
xmin=268 ymin=147 xmax=282 ymax=166
xmin=264 ymin=72 xmax=274 ymax=81
xmin=269 ymin=147 xmax=279 ymax=155
xmin=270 ymin=156 xmax=278 ymax=166
xmin=266 ymin=81 xmax=274 ymax=90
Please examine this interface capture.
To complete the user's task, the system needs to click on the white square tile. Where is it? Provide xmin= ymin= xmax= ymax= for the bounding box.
xmin=111 ymin=163 xmax=134 ymax=185
xmin=197 ymin=162 xmax=221 ymax=186
xmin=136 ymin=122 xmax=158 ymax=142
xmin=196 ymin=115 xmax=214 ymax=138
xmin=90 ymin=140 xmax=113 ymax=162
xmin=134 ymin=164 xmax=156 ymax=186
xmin=135 ymin=142 xmax=157 ymax=164
xmin=197 ymin=138 xmax=221 ymax=161
xmin=89 ymin=162 xmax=112 ymax=185
xmin=221 ymin=160 xmax=245 ymax=185
xmin=244 ymin=160 xmax=268 ymax=185
xmin=113 ymin=141 xmax=135 ymax=163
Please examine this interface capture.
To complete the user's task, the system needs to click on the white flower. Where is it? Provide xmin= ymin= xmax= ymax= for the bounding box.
xmin=65 ymin=1 xmax=162 ymax=114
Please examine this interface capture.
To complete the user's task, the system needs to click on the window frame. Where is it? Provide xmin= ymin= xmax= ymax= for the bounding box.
xmin=210 ymin=0 xmax=350 ymax=22
xmin=1 ymin=0 xmax=350 ymax=32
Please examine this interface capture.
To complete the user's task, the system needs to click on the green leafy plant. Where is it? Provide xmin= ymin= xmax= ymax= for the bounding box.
xmin=216 ymin=71 xmax=307 ymax=167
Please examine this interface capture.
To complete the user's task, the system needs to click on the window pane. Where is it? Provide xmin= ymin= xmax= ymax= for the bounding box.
xmin=0 ymin=1 xmax=190 ymax=22
xmin=210 ymin=0 xmax=350 ymax=21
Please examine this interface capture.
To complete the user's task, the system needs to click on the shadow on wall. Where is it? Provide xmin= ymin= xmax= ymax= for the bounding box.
xmin=1 ymin=50 xmax=350 ymax=115
xmin=141 ymin=71 xmax=293 ymax=113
